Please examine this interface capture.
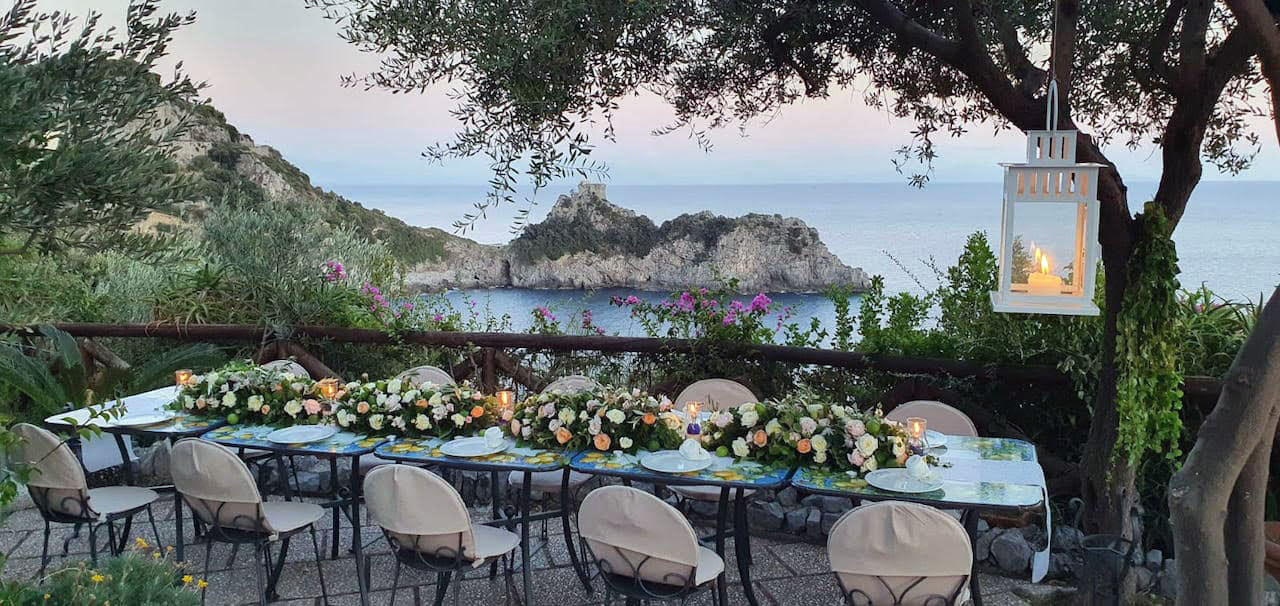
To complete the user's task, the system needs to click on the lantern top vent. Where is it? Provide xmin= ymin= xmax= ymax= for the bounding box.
xmin=1024 ymin=130 xmax=1077 ymax=166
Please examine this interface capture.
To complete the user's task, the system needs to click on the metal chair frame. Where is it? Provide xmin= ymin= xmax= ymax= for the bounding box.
xmin=29 ymin=485 xmax=161 ymax=577
xmin=183 ymin=495 xmax=330 ymax=606
xmin=835 ymin=573 xmax=970 ymax=606
xmin=374 ymin=528 xmax=515 ymax=606
xmin=578 ymin=536 xmax=722 ymax=606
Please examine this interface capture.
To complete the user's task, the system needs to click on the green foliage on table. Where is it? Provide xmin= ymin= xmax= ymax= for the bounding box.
xmin=0 ymin=0 xmax=202 ymax=258
xmin=1114 ymin=204 xmax=1184 ymax=465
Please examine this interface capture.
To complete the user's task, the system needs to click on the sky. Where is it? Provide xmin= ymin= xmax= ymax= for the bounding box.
xmin=39 ymin=1 xmax=1280 ymax=189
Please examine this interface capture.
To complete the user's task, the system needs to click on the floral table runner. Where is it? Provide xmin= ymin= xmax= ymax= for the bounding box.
xmin=202 ymin=424 xmax=385 ymax=455
xmin=570 ymin=450 xmax=792 ymax=489
xmin=375 ymin=437 xmax=570 ymax=471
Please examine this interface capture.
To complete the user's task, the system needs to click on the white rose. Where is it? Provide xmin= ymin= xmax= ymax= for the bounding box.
xmin=414 ymin=414 xmax=431 ymax=431
xmin=369 ymin=414 xmax=385 ymax=431
xmin=336 ymin=410 xmax=352 ymax=427
xmin=450 ymin=413 xmax=467 ymax=427
xmin=731 ymin=438 xmax=750 ymax=458
xmin=892 ymin=437 xmax=906 ymax=457
xmin=737 ymin=402 xmax=756 ymax=415
xmin=765 ymin=418 xmax=781 ymax=435
xmin=605 ymin=409 xmax=625 ymax=424
xmin=857 ymin=434 xmax=879 ymax=457
xmin=284 ymin=400 xmax=303 ymax=417
xmin=619 ymin=437 xmax=633 ymax=449
xmin=403 ymin=389 xmax=419 ymax=401
xmin=811 ymin=434 xmax=828 ymax=452
xmin=429 ymin=392 xmax=443 ymax=406
xmin=579 ymin=410 xmax=588 ymax=420
xmin=376 ymin=393 xmax=387 ymax=406
xmin=549 ymin=419 xmax=563 ymax=433
xmin=814 ymin=450 xmax=827 ymax=464
xmin=221 ymin=392 xmax=237 ymax=408
xmin=291 ymin=382 xmax=306 ymax=393
xmin=386 ymin=379 xmax=402 ymax=394
xmin=740 ymin=409 xmax=759 ymax=428
xmin=247 ymin=395 xmax=263 ymax=409
xmin=861 ymin=456 xmax=879 ymax=472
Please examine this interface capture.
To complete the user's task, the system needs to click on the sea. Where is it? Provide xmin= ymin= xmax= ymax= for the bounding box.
xmin=328 ymin=181 xmax=1280 ymax=336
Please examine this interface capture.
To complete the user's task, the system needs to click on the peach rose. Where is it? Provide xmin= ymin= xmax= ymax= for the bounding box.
xmin=470 ymin=405 xmax=485 ymax=418
xmin=796 ymin=439 xmax=812 ymax=454
xmin=356 ymin=401 xmax=370 ymax=414
xmin=555 ymin=427 xmax=573 ymax=444
xmin=752 ymin=430 xmax=768 ymax=447
xmin=510 ymin=419 xmax=521 ymax=436
xmin=593 ymin=433 xmax=611 ymax=451
xmin=260 ymin=405 xmax=271 ymax=415
xmin=195 ymin=398 xmax=206 ymax=410
xmin=415 ymin=398 xmax=428 ymax=408
xmin=642 ymin=413 xmax=656 ymax=425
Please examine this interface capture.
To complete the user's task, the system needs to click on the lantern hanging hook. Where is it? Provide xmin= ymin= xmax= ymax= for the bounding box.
xmin=1045 ymin=0 xmax=1061 ymax=131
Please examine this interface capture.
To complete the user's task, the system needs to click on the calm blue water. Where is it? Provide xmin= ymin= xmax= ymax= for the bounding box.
xmin=330 ymin=181 xmax=1280 ymax=335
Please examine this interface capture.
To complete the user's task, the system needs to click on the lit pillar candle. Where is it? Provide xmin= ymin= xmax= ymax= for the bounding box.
xmin=1026 ymin=250 xmax=1063 ymax=294
xmin=907 ymin=417 xmax=927 ymax=446
xmin=317 ymin=380 xmax=339 ymax=401
xmin=174 ymin=369 xmax=193 ymax=387
xmin=497 ymin=390 xmax=514 ymax=419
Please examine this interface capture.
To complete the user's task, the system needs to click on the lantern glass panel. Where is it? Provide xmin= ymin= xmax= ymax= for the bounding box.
xmin=1007 ymin=201 xmax=1085 ymax=297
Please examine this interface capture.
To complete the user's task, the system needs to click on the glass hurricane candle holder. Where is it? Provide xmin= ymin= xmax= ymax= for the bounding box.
xmin=174 ymin=369 xmax=193 ymax=387
xmin=684 ymin=401 xmax=703 ymax=438
xmin=497 ymin=390 xmax=515 ymax=419
xmin=907 ymin=417 xmax=927 ymax=447
xmin=317 ymin=379 xmax=339 ymax=401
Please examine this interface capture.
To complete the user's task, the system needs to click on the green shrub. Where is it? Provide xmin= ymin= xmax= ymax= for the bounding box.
xmin=17 ymin=549 xmax=202 ymax=606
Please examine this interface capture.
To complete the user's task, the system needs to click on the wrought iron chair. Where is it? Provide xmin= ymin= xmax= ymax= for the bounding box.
xmin=828 ymin=501 xmax=973 ymax=606
xmin=578 ymin=486 xmax=725 ymax=605
xmin=508 ymin=376 xmax=600 ymax=539
xmin=885 ymin=401 xmax=979 ymax=438
xmin=12 ymin=423 xmax=162 ymax=576
xmin=364 ymin=464 xmax=519 ymax=606
xmin=171 ymin=438 xmax=329 ymax=606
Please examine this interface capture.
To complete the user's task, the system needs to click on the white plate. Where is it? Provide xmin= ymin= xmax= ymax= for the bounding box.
xmin=115 ymin=412 xmax=175 ymax=428
xmin=925 ymin=430 xmax=948 ymax=448
xmin=865 ymin=468 xmax=944 ymax=494
xmin=440 ymin=437 xmax=509 ymax=458
xmin=266 ymin=425 xmax=338 ymax=445
xmin=639 ymin=450 xmax=713 ymax=474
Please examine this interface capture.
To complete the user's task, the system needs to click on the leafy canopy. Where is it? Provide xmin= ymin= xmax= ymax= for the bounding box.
xmin=0 ymin=0 xmax=203 ymax=257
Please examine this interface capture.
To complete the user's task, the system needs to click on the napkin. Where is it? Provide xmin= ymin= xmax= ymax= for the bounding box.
xmin=483 ymin=426 xmax=504 ymax=448
xmin=679 ymin=439 xmax=710 ymax=461
xmin=906 ymin=454 xmax=931 ymax=480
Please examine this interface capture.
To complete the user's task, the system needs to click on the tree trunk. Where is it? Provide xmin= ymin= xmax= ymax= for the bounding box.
xmin=1171 ymin=286 xmax=1280 ymax=605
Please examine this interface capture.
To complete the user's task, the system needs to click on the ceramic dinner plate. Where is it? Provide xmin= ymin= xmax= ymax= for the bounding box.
xmin=639 ymin=450 xmax=713 ymax=474
xmin=115 ymin=412 xmax=175 ymax=428
xmin=266 ymin=425 xmax=338 ymax=445
xmin=925 ymin=430 xmax=948 ymax=448
xmin=440 ymin=437 xmax=509 ymax=458
xmin=864 ymin=468 xmax=944 ymax=494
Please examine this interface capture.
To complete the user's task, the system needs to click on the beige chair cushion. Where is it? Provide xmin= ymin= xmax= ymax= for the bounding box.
xmin=692 ymin=547 xmax=725 ymax=585
xmin=542 ymin=375 xmax=599 ymax=394
xmin=395 ymin=366 xmax=455 ymax=388
xmin=828 ymin=501 xmax=972 ymax=605
xmin=261 ymin=501 xmax=325 ymax=534
xmin=470 ymin=524 xmax=520 ymax=560
xmin=261 ymin=359 xmax=310 ymax=378
xmin=508 ymin=470 xmax=592 ymax=491
xmin=885 ymin=401 xmax=979 ymax=437
xmin=673 ymin=379 xmax=756 ymax=412
xmin=87 ymin=486 xmax=159 ymax=516
xmin=12 ymin=424 xmax=94 ymax=518
xmin=669 ymin=485 xmax=755 ymax=502
xmin=366 ymin=465 xmax=515 ymax=566
xmin=580 ymin=486 xmax=719 ymax=588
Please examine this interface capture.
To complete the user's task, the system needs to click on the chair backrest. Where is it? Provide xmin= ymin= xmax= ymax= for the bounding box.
xmin=828 ymin=501 xmax=972 ymax=606
xmin=673 ymin=379 xmax=756 ymax=412
xmin=885 ymin=400 xmax=978 ymax=437
xmin=364 ymin=465 xmax=478 ymax=562
xmin=261 ymin=359 xmax=310 ymax=378
xmin=542 ymin=375 xmax=599 ymax=394
xmin=579 ymin=486 xmax=701 ymax=587
xmin=171 ymin=438 xmax=270 ymax=534
xmin=11 ymin=423 xmax=93 ymax=519
xmin=395 ymin=365 xmax=455 ymax=388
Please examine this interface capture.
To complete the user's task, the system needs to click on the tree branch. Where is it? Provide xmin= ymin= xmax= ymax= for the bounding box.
xmin=1225 ymin=0 xmax=1280 ymax=145
xmin=992 ymin=6 xmax=1046 ymax=97
xmin=1146 ymin=0 xmax=1186 ymax=90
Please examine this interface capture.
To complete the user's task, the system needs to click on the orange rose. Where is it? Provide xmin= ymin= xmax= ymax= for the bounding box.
xmin=642 ymin=413 xmax=656 ymax=425
xmin=415 ymin=399 xmax=428 ymax=408
xmin=260 ymin=405 xmax=271 ymax=415
xmin=470 ymin=405 xmax=485 ymax=418
xmin=796 ymin=439 xmax=811 ymax=454
xmin=555 ymin=427 xmax=573 ymax=444
xmin=593 ymin=433 xmax=612 ymax=451
xmin=752 ymin=430 xmax=768 ymax=447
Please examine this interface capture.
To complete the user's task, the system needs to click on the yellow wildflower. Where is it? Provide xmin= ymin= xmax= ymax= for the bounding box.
xmin=43 ymin=594 xmax=50 ymax=601
xmin=182 ymin=575 xmax=193 ymax=584
xmin=91 ymin=573 xmax=105 ymax=583
xmin=197 ymin=579 xmax=209 ymax=589
xmin=134 ymin=537 xmax=148 ymax=549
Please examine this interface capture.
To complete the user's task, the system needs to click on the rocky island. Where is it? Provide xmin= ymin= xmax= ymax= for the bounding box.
xmin=159 ymin=102 xmax=866 ymax=294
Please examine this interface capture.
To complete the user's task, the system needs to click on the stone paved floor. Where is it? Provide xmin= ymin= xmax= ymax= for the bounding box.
xmin=0 ymin=493 xmax=1050 ymax=605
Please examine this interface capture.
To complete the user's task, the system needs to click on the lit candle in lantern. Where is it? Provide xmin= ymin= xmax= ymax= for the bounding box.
xmin=907 ymin=417 xmax=927 ymax=447
xmin=497 ymin=390 xmax=514 ymax=419
xmin=685 ymin=401 xmax=702 ymax=438
xmin=317 ymin=379 xmax=339 ymax=401
xmin=174 ymin=369 xmax=193 ymax=387
xmin=1026 ymin=248 xmax=1063 ymax=294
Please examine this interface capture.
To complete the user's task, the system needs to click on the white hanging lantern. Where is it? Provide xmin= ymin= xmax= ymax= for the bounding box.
xmin=991 ymin=88 xmax=1102 ymax=316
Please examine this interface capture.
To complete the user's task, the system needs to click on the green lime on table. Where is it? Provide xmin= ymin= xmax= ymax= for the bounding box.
xmin=715 ymin=446 xmax=729 ymax=457
xmin=226 ymin=413 xmax=240 ymax=425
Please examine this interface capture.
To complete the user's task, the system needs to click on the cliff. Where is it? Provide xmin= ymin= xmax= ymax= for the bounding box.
xmin=168 ymin=103 xmax=865 ymax=293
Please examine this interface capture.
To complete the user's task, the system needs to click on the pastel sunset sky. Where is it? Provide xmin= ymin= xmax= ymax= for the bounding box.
xmin=44 ymin=1 xmax=1279 ymax=188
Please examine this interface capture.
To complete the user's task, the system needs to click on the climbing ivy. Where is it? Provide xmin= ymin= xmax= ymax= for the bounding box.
xmin=1114 ymin=203 xmax=1185 ymax=465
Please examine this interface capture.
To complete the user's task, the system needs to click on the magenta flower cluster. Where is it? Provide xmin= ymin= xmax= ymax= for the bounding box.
xmin=322 ymin=260 xmax=346 ymax=283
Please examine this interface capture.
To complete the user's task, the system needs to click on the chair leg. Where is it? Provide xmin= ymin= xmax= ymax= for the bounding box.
xmin=37 ymin=520 xmax=51 ymax=578
xmin=88 ymin=523 xmax=99 ymax=567
xmin=106 ymin=519 xmax=118 ymax=556
xmin=452 ymin=568 xmax=463 ymax=606
xmin=309 ymin=526 xmax=330 ymax=606
xmin=434 ymin=571 xmax=451 ymax=606
xmin=388 ymin=560 xmax=402 ymax=606
xmin=253 ymin=542 xmax=267 ymax=606
xmin=61 ymin=523 xmax=80 ymax=557
xmin=200 ymin=538 xmax=214 ymax=606
xmin=146 ymin=505 xmax=162 ymax=549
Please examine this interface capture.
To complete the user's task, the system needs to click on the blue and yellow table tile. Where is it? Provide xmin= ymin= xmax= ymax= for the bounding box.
xmin=375 ymin=437 xmax=570 ymax=471
xmin=792 ymin=467 xmax=1043 ymax=510
xmin=932 ymin=436 xmax=1036 ymax=462
xmin=571 ymin=450 xmax=792 ymax=489
xmin=203 ymin=424 xmax=384 ymax=455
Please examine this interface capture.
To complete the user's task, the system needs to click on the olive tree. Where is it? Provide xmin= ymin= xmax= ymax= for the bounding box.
xmin=306 ymin=0 xmax=1269 ymax=544
xmin=0 ymin=0 xmax=203 ymax=258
